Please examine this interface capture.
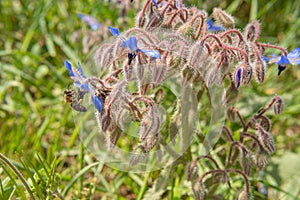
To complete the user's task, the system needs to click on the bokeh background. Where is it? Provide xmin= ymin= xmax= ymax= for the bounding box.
xmin=0 ymin=0 xmax=299 ymax=199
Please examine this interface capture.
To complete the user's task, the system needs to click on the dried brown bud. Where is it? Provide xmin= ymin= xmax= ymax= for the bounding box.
xmin=212 ymin=8 xmax=235 ymax=29
xmin=273 ymin=96 xmax=284 ymax=114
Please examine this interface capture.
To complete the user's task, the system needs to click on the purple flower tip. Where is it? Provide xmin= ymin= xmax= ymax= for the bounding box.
xmin=152 ymin=0 xmax=158 ymax=8
xmin=207 ymin=19 xmax=224 ymax=32
xmin=91 ymin=94 xmax=103 ymax=112
xmin=235 ymin=67 xmax=243 ymax=89
xmin=78 ymin=13 xmax=101 ymax=30
xmin=108 ymin=26 xmax=120 ymax=37
xmin=64 ymin=60 xmax=75 ymax=77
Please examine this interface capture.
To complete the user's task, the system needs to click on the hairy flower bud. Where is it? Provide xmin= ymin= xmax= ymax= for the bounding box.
xmin=256 ymin=127 xmax=275 ymax=155
xmin=177 ymin=23 xmax=194 ymax=38
xmin=187 ymin=161 xmax=199 ymax=182
xmin=251 ymin=150 xmax=270 ymax=170
xmin=249 ymin=115 xmax=271 ymax=131
xmin=192 ymin=182 xmax=206 ymax=200
xmin=212 ymin=8 xmax=235 ymax=29
xmin=226 ymin=108 xmax=235 ymax=122
xmin=244 ymin=20 xmax=260 ymax=42
xmin=273 ymin=96 xmax=284 ymax=114
xmin=253 ymin=59 xmax=267 ymax=83
xmin=238 ymin=190 xmax=251 ymax=200
xmin=129 ymin=145 xmax=146 ymax=167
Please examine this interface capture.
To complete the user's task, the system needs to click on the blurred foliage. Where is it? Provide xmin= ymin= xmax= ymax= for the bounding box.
xmin=0 ymin=0 xmax=299 ymax=199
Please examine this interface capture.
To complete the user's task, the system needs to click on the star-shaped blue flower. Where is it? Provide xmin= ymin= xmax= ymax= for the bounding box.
xmin=108 ymin=27 xmax=161 ymax=63
xmin=78 ymin=13 xmax=101 ymax=30
xmin=263 ymin=48 xmax=300 ymax=75
xmin=207 ymin=19 xmax=224 ymax=32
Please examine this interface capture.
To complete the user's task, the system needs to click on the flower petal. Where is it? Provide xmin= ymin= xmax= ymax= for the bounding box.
xmin=91 ymin=94 xmax=103 ymax=112
xmin=234 ymin=67 xmax=243 ymax=89
xmin=152 ymin=0 xmax=158 ymax=8
xmin=108 ymin=26 xmax=120 ymax=37
xmin=139 ymin=49 xmax=161 ymax=59
xmin=77 ymin=62 xmax=87 ymax=79
xmin=78 ymin=13 xmax=101 ymax=30
xmin=287 ymin=48 xmax=300 ymax=59
xmin=207 ymin=19 xmax=224 ymax=32
xmin=275 ymin=55 xmax=290 ymax=65
xmin=120 ymin=36 xmax=138 ymax=51
xmin=80 ymin=83 xmax=90 ymax=92
xmin=64 ymin=60 xmax=75 ymax=77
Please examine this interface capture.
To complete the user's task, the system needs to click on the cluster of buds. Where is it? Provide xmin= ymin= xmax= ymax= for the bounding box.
xmin=187 ymin=96 xmax=284 ymax=199
xmin=65 ymin=0 xmax=297 ymax=198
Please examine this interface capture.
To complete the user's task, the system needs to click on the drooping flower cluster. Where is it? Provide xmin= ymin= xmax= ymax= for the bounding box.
xmin=65 ymin=0 xmax=298 ymax=199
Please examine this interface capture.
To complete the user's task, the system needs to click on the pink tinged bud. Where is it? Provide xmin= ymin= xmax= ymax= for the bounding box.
xmin=253 ymin=59 xmax=267 ymax=84
xmin=273 ymin=96 xmax=284 ymax=114
xmin=244 ymin=20 xmax=261 ymax=42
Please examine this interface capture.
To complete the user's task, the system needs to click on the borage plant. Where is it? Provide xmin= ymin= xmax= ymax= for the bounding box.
xmin=64 ymin=0 xmax=299 ymax=199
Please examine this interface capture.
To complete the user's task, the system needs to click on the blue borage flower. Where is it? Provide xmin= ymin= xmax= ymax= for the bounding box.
xmin=206 ymin=19 xmax=224 ymax=32
xmin=263 ymin=48 xmax=300 ymax=75
xmin=64 ymin=60 xmax=103 ymax=112
xmin=152 ymin=0 xmax=158 ymax=9
xmin=78 ymin=13 xmax=101 ymax=30
xmin=107 ymin=26 xmax=161 ymax=63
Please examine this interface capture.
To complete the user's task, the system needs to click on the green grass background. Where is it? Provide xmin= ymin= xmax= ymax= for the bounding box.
xmin=0 ymin=0 xmax=300 ymax=199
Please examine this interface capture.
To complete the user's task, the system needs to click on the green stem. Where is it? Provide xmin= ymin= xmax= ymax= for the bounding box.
xmin=0 ymin=153 xmax=36 ymax=200
xmin=137 ymin=172 xmax=151 ymax=200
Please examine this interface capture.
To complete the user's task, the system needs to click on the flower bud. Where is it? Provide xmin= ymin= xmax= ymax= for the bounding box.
xmin=238 ymin=190 xmax=251 ymax=200
xmin=186 ymin=162 xmax=199 ymax=182
xmin=177 ymin=23 xmax=194 ymax=38
xmin=253 ymin=59 xmax=267 ymax=84
xmin=212 ymin=8 xmax=235 ymax=29
xmin=251 ymin=150 xmax=269 ymax=170
xmin=244 ymin=20 xmax=260 ymax=42
xmin=256 ymin=127 xmax=275 ymax=155
xmin=273 ymin=96 xmax=284 ymax=115
xmin=192 ymin=182 xmax=206 ymax=200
